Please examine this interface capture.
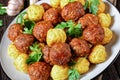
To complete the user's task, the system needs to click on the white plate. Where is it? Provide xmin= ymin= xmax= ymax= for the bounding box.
xmin=0 ymin=0 xmax=120 ymax=80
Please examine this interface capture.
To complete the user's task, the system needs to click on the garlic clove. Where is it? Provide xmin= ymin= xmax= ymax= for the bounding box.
xmin=7 ymin=0 xmax=24 ymax=16
xmin=7 ymin=3 xmax=20 ymax=11
xmin=8 ymin=0 xmax=19 ymax=5
xmin=7 ymin=8 xmax=20 ymax=16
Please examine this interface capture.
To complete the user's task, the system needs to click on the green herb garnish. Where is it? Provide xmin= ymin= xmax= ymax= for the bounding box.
xmin=69 ymin=0 xmax=75 ymax=2
xmin=0 ymin=4 xmax=6 ymax=15
xmin=16 ymin=11 xmax=27 ymax=24
xmin=26 ymin=42 xmax=43 ymax=65
xmin=23 ymin=20 xmax=35 ymax=34
xmin=68 ymin=69 xmax=80 ymax=80
xmin=84 ymin=0 xmax=100 ymax=15
xmin=0 ymin=20 xmax=3 ymax=26
xmin=55 ymin=20 xmax=82 ymax=38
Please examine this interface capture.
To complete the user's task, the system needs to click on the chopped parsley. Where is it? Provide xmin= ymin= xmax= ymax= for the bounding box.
xmin=84 ymin=0 xmax=100 ymax=15
xmin=23 ymin=20 xmax=35 ymax=34
xmin=68 ymin=68 xmax=80 ymax=80
xmin=26 ymin=42 xmax=43 ymax=65
xmin=0 ymin=4 xmax=6 ymax=15
xmin=55 ymin=20 xmax=82 ymax=38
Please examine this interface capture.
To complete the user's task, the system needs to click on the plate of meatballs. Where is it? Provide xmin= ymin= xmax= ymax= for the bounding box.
xmin=0 ymin=0 xmax=120 ymax=80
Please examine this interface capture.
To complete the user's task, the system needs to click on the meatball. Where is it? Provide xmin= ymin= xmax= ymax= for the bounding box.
xmin=43 ymin=43 xmax=71 ymax=65
xmin=41 ymin=3 xmax=52 ymax=11
xmin=83 ymin=24 xmax=105 ymax=45
xmin=14 ymin=34 xmax=34 ymax=53
xmin=28 ymin=62 xmax=51 ymax=80
xmin=70 ymin=38 xmax=90 ymax=56
xmin=61 ymin=1 xmax=85 ymax=21
xmin=33 ymin=21 xmax=53 ymax=42
xmin=78 ymin=14 xmax=98 ymax=29
xmin=43 ymin=8 xmax=59 ymax=25
xmin=8 ymin=23 xmax=23 ymax=41
xmin=42 ymin=46 xmax=51 ymax=63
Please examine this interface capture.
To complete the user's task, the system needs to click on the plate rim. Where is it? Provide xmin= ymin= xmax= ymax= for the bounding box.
xmin=0 ymin=0 xmax=120 ymax=80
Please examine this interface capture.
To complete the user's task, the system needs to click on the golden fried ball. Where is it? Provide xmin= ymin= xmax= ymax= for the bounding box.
xmin=8 ymin=43 xmax=24 ymax=60
xmin=50 ymin=0 xmax=60 ymax=8
xmin=14 ymin=53 xmax=28 ymax=73
xmin=46 ymin=29 xmax=67 ymax=46
xmin=27 ymin=4 xmax=44 ymax=21
xmin=98 ymin=13 xmax=111 ymax=28
xmin=51 ymin=65 xmax=69 ymax=80
xmin=60 ymin=0 xmax=69 ymax=8
xmin=97 ymin=0 xmax=105 ymax=14
xmin=102 ymin=27 xmax=113 ymax=44
xmin=73 ymin=57 xmax=90 ymax=74
xmin=89 ymin=45 xmax=107 ymax=64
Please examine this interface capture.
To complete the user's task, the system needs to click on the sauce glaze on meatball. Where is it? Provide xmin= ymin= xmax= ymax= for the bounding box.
xmin=43 ymin=43 xmax=71 ymax=65
xmin=8 ymin=23 xmax=23 ymax=41
xmin=41 ymin=3 xmax=52 ymax=11
xmin=78 ymin=14 xmax=98 ymax=29
xmin=14 ymin=34 xmax=34 ymax=53
xmin=28 ymin=62 xmax=51 ymax=80
xmin=83 ymin=24 xmax=105 ymax=45
xmin=43 ymin=8 xmax=59 ymax=25
xmin=70 ymin=38 xmax=90 ymax=56
xmin=33 ymin=21 xmax=53 ymax=42
xmin=61 ymin=1 xmax=85 ymax=21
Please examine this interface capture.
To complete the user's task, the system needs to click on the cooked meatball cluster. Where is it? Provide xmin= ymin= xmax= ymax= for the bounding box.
xmin=61 ymin=1 xmax=85 ymax=21
xmin=33 ymin=21 xmax=53 ymax=42
xmin=28 ymin=62 xmax=51 ymax=80
xmin=7 ymin=1 xmax=111 ymax=80
xmin=42 ymin=43 xmax=71 ymax=65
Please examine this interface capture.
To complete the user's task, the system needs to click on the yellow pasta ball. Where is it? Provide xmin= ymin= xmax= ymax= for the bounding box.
xmin=97 ymin=0 xmax=105 ymax=14
xmin=51 ymin=65 xmax=69 ymax=80
xmin=50 ymin=0 xmax=60 ymax=8
xmin=8 ymin=43 xmax=24 ymax=60
xmin=73 ymin=58 xmax=90 ymax=74
xmin=102 ymin=27 xmax=113 ymax=44
xmin=46 ymin=29 xmax=67 ymax=46
xmin=27 ymin=4 xmax=44 ymax=21
xmin=60 ymin=0 xmax=69 ymax=8
xmin=98 ymin=13 xmax=111 ymax=28
xmin=14 ymin=54 xmax=28 ymax=73
xmin=89 ymin=45 xmax=107 ymax=64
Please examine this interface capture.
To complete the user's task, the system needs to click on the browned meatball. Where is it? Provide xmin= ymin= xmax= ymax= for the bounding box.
xmin=8 ymin=23 xmax=23 ymax=41
xmin=43 ymin=8 xmax=59 ymax=25
xmin=14 ymin=34 xmax=34 ymax=53
xmin=61 ymin=1 xmax=85 ymax=21
xmin=78 ymin=14 xmax=98 ymax=29
xmin=42 ymin=46 xmax=51 ymax=64
xmin=43 ymin=43 xmax=71 ymax=65
xmin=83 ymin=24 xmax=105 ymax=45
xmin=28 ymin=62 xmax=51 ymax=80
xmin=41 ymin=3 xmax=52 ymax=11
xmin=57 ymin=7 xmax=65 ymax=23
xmin=33 ymin=21 xmax=53 ymax=42
xmin=70 ymin=38 xmax=90 ymax=56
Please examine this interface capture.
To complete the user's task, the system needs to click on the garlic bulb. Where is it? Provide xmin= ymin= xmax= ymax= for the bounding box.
xmin=7 ymin=0 xmax=24 ymax=16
